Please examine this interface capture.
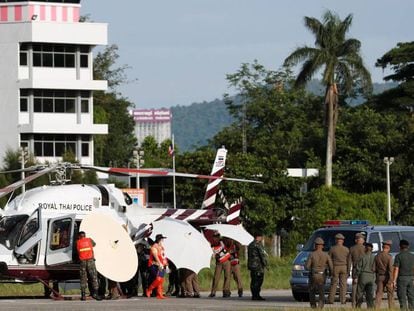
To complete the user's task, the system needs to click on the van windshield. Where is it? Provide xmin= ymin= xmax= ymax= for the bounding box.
xmin=303 ymin=230 xmax=366 ymax=252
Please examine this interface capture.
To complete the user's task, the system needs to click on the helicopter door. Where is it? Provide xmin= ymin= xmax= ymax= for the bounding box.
xmin=45 ymin=215 xmax=76 ymax=266
xmin=14 ymin=208 xmax=42 ymax=257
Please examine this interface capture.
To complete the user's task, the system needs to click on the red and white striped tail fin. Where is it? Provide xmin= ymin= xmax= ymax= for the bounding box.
xmin=201 ymin=147 xmax=227 ymax=209
xmin=226 ymin=198 xmax=243 ymax=225
xmin=218 ymin=189 xmax=230 ymax=210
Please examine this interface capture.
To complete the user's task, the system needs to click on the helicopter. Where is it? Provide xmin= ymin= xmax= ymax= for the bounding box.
xmin=0 ymin=147 xmax=259 ymax=296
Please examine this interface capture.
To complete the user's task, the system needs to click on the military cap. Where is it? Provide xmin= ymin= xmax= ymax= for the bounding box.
xmin=314 ymin=237 xmax=324 ymax=245
xmin=365 ymin=242 xmax=373 ymax=248
xmin=335 ymin=233 xmax=345 ymax=240
xmin=382 ymin=240 xmax=392 ymax=246
xmin=355 ymin=232 xmax=365 ymax=239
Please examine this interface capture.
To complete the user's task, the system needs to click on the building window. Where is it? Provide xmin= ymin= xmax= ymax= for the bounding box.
xmin=31 ymin=134 xmax=90 ymax=157
xmin=81 ymin=142 xmax=89 ymax=156
xmin=20 ymin=90 xmax=29 ymax=112
xmin=28 ymin=89 xmax=90 ymax=114
xmin=19 ymin=51 xmax=28 ymax=66
xmin=31 ymin=44 xmax=78 ymax=68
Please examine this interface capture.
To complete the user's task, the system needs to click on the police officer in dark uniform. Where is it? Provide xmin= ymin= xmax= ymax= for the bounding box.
xmin=373 ymin=240 xmax=394 ymax=309
xmin=328 ymin=233 xmax=349 ymax=304
xmin=355 ymin=242 xmax=375 ymax=308
xmin=247 ymin=232 xmax=267 ymax=301
xmin=348 ymin=232 xmax=366 ymax=307
xmin=305 ymin=237 xmax=333 ymax=309
xmin=392 ymin=239 xmax=414 ymax=309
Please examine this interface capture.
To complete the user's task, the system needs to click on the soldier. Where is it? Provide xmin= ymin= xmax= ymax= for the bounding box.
xmin=355 ymin=242 xmax=375 ymax=308
xmin=348 ymin=232 xmax=366 ymax=307
xmin=305 ymin=237 xmax=333 ymax=309
xmin=209 ymin=232 xmax=232 ymax=298
xmin=328 ymin=233 xmax=349 ymax=304
xmin=247 ymin=232 xmax=268 ymax=301
xmin=373 ymin=240 xmax=394 ymax=309
xmin=76 ymin=231 xmax=102 ymax=301
xmin=392 ymin=239 xmax=414 ymax=309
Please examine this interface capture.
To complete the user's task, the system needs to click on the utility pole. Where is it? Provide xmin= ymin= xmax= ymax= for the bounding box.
xmin=133 ymin=149 xmax=144 ymax=189
xmin=384 ymin=157 xmax=394 ymax=225
xmin=171 ymin=134 xmax=176 ymax=209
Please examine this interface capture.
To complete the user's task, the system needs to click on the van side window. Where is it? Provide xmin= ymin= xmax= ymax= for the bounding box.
xmin=368 ymin=232 xmax=380 ymax=250
xmin=381 ymin=232 xmax=400 ymax=252
xmin=401 ymin=231 xmax=414 ymax=246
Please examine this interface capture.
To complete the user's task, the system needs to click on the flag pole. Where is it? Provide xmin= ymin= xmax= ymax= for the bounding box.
xmin=172 ymin=134 xmax=177 ymax=209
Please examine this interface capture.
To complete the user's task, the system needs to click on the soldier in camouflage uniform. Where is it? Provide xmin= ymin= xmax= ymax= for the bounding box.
xmin=355 ymin=242 xmax=375 ymax=308
xmin=305 ymin=237 xmax=333 ymax=309
xmin=247 ymin=232 xmax=267 ymax=301
xmin=77 ymin=231 xmax=102 ymax=301
xmin=348 ymin=232 xmax=366 ymax=307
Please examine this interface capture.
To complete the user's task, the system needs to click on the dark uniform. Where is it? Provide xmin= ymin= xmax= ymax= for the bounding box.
xmin=348 ymin=233 xmax=366 ymax=307
xmin=305 ymin=237 xmax=333 ymax=309
xmin=373 ymin=240 xmax=394 ymax=309
xmin=355 ymin=243 xmax=375 ymax=308
xmin=247 ymin=234 xmax=268 ymax=301
xmin=328 ymin=233 xmax=349 ymax=304
xmin=393 ymin=239 xmax=414 ymax=309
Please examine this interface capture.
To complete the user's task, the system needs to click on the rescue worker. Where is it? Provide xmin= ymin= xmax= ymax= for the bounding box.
xmin=146 ymin=234 xmax=168 ymax=299
xmin=166 ymin=259 xmax=180 ymax=296
xmin=76 ymin=231 xmax=102 ymax=301
xmin=355 ymin=242 xmax=375 ymax=308
xmin=373 ymin=240 xmax=394 ymax=309
xmin=348 ymin=232 xmax=366 ymax=307
xmin=305 ymin=237 xmax=333 ymax=309
xmin=208 ymin=232 xmax=231 ymax=298
xmin=247 ymin=232 xmax=267 ymax=301
xmin=327 ymin=233 xmax=349 ymax=305
xmin=228 ymin=239 xmax=243 ymax=298
xmin=392 ymin=239 xmax=414 ymax=309
xmin=137 ymin=239 xmax=150 ymax=296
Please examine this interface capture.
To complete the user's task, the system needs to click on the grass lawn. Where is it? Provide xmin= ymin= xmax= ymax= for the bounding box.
xmin=0 ymin=256 xmax=293 ymax=296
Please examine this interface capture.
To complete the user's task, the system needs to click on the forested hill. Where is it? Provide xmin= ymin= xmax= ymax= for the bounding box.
xmin=172 ymin=81 xmax=397 ymax=151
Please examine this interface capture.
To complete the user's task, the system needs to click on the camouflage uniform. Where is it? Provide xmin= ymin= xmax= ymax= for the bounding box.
xmin=247 ymin=239 xmax=267 ymax=300
xmin=80 ymin=259 xmax=99 ymax=293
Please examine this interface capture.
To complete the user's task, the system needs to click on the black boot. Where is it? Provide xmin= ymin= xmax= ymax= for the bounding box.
xmin=92 ymin=292 xmax=103 ymax=301
xmin=81 ymin=291 xmax=86 ymax=301
xmin=238 ymin=289 xmax=243 ymax=297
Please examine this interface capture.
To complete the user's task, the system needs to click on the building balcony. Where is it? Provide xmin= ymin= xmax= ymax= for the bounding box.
xmin=18 ymin=113 xmax=108 ymax=134
xmin=0 ymin=21 xmax=107 ymax=46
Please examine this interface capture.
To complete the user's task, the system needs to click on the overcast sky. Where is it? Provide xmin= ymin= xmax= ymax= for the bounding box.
xmin=81 ymin=0 xmax=414 ymax=109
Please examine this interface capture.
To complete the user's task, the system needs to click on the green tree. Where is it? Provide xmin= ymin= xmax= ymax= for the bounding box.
xmin=283 ymin=10 xmax=372 ymax=187
xmin=92 ymin=44 xmax=137 ymax=166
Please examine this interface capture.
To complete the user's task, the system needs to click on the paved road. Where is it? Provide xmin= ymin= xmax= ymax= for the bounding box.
xmin=0 ymin=290 xmax=386 ymax=310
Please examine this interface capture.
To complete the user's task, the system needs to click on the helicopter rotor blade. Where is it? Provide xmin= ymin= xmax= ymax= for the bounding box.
xmin=105 ymin=167 xmax=263 ymax=184
xmin=0 ymin=166 xmax=57 ymax=199
xmin=79 ymin=165 xmax=131 ymax=176
xmin=0 ymin=166 xmax=45 ymax=174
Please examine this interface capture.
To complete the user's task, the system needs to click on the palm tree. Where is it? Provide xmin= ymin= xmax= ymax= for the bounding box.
xmin=284 ymin=10 xmax=372 ymax=187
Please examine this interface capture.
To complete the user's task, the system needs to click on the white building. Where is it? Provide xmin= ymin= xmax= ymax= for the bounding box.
xmin=131 ymin=108 xmax=172 ymax=146
xmin=0 ymin=0 xmax=108 ymax=166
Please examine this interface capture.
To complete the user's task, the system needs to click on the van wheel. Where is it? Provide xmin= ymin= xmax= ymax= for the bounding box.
xmin=292 ymin=291 xmax=309 ymax=301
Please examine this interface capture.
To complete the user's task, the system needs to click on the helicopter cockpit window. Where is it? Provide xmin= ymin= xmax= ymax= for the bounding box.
xmin=49 ymin=218 xmax=72 ymax=251
xmin=18 ymin=210 xmax=40 ymax=247
xmin=0 ymin=215 xmax=29 ymax=250
xmin=123 ymin=192 xmax=133 ymax=205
